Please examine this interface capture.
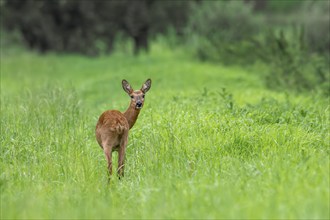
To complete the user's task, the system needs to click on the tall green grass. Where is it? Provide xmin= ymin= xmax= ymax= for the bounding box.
xmin=1 ymin=43 xmax=329 ymax=219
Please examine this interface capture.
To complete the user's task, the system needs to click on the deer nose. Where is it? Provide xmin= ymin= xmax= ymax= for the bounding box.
xmin=136 ymin=102 xmax=142 ymax=108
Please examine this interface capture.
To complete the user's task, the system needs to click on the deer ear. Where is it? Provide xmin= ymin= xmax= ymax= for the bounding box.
xmin=122 ymin=79 xmax=133 ymax=94
xmin=141 ymin=79 xmax=151 ymax=93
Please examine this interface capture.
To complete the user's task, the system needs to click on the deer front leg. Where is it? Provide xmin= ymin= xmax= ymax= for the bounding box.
xmin=118 ymin=133 xmax=128 ymax=179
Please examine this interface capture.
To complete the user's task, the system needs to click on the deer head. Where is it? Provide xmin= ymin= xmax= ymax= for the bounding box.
xmin=122 ymin=79 xmax=152 ymax=110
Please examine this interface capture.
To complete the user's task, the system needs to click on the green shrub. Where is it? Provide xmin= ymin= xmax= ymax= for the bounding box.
xmin=257 ymin=29 xmax=329 ymax=95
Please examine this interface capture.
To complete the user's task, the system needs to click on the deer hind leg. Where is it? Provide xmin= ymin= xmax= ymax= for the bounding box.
xmin=117 ymin=131 xmax=128 ymax=179
xmin=102 ymin=139 xmax=114 ymax=178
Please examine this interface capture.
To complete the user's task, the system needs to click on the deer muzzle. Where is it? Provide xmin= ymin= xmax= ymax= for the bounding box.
xmin=136 ymin=102 xmax=143 ymax=109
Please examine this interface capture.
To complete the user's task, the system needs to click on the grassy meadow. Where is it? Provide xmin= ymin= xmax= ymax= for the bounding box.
xmin=1 ymin=42 xmax=329 ymax=219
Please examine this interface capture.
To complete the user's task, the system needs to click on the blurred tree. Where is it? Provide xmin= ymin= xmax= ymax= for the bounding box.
xmin=1 ymin=0 xmax=192 ymax=56
xmin=245 ymin=0 xmax=268 ymax=11
xmin=149 ymin=0 xmax=191 ymax=36
xmin=124 ymin=0 xmax=150 ymax=54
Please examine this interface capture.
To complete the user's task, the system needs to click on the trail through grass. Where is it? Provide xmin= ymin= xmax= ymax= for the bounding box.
xmin=1 ymin=44 xmax=329 ymax=219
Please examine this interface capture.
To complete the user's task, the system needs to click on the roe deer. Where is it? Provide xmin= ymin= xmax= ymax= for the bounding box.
xmin=95 ymin=79 xmax=152 ymax=179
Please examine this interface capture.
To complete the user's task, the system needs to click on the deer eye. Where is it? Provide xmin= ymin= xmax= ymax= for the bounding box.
xmin=130 ymin=95 xmax=134 ymax=99
xmin=142 ymin=95 xmax=145 ymax=98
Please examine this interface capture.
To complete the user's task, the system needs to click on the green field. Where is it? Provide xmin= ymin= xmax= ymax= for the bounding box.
xmin=1 ymin=43 xmax=329 ymax=219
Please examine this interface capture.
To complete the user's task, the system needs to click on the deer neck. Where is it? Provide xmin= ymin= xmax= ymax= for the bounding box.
xmin=123 ymin=103 xmax=141 ymax=129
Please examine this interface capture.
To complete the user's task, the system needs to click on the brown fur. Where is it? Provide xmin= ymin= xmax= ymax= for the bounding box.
xmin=95 ymin=79 xmax=151 ymax=178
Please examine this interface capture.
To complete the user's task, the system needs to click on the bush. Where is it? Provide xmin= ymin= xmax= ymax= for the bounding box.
xmin=186 ymin=1 xmax=261 ymax=64
xmin=257 ymin=29 xmax=329 ymax=95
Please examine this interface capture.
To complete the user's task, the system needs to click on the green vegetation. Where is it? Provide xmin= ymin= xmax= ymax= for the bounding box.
xmin=2 ymin=0 xmax=329 ymax=94
xmin=185 ymin=0 xmax=329 ymax=94
xmin=1 ymin=1 xmax=328 ymax=219
xmin=1 ymin=42 xmax=329 ymax=219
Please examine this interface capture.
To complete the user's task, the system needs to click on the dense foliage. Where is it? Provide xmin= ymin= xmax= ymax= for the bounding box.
xmin=184 ymin=0 xmax=329 ymax=94
xmin=1 ymin=0 xmax=191 ymax=55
